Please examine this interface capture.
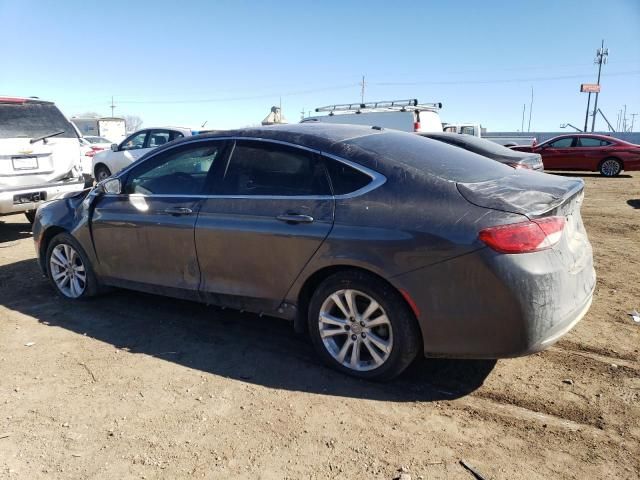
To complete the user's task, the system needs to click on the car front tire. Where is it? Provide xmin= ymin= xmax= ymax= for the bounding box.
xmin=307 ymin=270 xmax=421 ymax=381
xmin=94 ymin=164 xmax=112 ymax=183
xmin=45 ymin=232 xmax=99 ymax=300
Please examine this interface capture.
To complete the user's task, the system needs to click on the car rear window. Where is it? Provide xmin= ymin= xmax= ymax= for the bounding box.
xmin=0 ymin=102 xmax=77 ymax=139
xmin=346 ymin=130 xmax=514 ymax=183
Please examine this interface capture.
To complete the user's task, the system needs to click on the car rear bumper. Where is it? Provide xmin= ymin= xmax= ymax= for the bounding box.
xmin=0 ymin=179 xmax=85 ymax=215
xmin=392 ymin=245 xmax=596 ymax=359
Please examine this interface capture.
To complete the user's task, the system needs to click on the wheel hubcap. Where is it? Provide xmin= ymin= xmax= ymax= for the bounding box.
xmin=49 ymin=244 xmax=87 ymax=298
xmin=318 ymin=289 xmax=393 ymax=371
xmin=602 ymin=160 xmax=620 ymax=176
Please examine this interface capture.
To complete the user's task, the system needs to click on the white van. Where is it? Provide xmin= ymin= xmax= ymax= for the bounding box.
xmin=0 ymin=97 xmax=84 ymax=222
xmin=301 ymin=99 xmax=443 ymax=133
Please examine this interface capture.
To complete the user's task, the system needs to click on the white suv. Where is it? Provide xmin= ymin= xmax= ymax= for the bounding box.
xmin=0 ymin=96 xmax=84 ymax=222
xmin=92 ymin=127 xmax=192 ymax=181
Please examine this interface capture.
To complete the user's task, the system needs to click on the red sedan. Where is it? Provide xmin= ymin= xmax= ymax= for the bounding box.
xmin=512 ymin=134 xmax=640 ymax=177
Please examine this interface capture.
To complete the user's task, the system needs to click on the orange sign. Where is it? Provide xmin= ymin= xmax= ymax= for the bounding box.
xmin=580 ymin=84 xmax=601 ymax=93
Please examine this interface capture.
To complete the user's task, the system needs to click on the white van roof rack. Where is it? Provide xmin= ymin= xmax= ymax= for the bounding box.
xmin=315 ymin=99 xmax=442 ymax=113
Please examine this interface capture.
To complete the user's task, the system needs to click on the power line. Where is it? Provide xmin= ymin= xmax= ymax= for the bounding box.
xmin=372 ymin=69 xmax=639 ymax=86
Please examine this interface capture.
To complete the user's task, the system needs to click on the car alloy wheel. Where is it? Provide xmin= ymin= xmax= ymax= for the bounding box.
xmin=95 ymin=166 xmax=111 ymax=182
xmin=600 ymin=158 xmax=621 ymax=177
xmin=318 ymin=289 xmax=393 ymax=371
xmin=49 ymin=243 xmax=87 ymax=298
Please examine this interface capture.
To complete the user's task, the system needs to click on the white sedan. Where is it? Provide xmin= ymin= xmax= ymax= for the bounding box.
xmin=92 ymin=127 xmax=192 ymax=181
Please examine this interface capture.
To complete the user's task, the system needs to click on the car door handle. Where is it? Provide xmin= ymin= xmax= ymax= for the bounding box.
xmin=163 ymin=207 xmax=193 ymax=216
xmin=276 ymin=214 xmax=314 ymax=224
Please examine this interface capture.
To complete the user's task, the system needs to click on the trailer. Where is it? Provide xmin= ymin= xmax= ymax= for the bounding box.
xmin=70 ymin=117 xmax=126 ymax=143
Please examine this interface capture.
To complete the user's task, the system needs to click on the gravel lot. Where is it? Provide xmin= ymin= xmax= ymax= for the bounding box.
xmin=1 ymin=172 xmax=639 ymax=480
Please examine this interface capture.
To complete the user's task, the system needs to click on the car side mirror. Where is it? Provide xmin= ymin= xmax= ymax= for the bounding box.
xmin=111 ymin=143 xmax=118 ymax=152
xmin=103 ymin=178 xmax=121 ymax=194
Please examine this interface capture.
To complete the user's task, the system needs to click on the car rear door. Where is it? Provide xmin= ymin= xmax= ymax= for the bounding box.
xmin=90 ymin=139 xmax=228 ymax=297
xmin=575 ymin=137 xmax=614 ymax=170
xmin=195 ymin=139 xmax=334 ymax=313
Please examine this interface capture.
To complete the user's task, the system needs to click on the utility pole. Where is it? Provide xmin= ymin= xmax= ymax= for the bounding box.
xmin=109 ymin=96 xmax=116 ymax=117
xmin=623 ymin=104 xmax=627 ymax=131
xmin=300 ymin=108 xmax=306 ymax=120
xmin=583 ymin=91 xmax=592 ymax=132
xmin=360 ymin=75 xmax=366 ymax=104
xmin=590 ymin=40 xmax=608 ymax=132
xmin=521 ymin=104 xmax=526 ymax=132
xmin=527 ymin=87 xmax=533 ymax=132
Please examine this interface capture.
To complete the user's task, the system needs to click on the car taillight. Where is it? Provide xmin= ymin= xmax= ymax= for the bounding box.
xmin=85 ymin=150 xmax=96 ymax=157
xmin=508 ymin=162 xmax=532 ymax=170
xmin=413 ymin=121 xmax=420 ymax=131
xmin=479 ymin=216 xmax=565 ymax=254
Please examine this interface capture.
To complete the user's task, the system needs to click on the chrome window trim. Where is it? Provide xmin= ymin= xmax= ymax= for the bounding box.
xmin=110 ymin=136 xmax=386 ymax=200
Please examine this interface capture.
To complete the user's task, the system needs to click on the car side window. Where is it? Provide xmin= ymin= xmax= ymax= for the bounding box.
xmin=170 ymin=131 xmax=185 ymax=141
xmin=123 ymin=142 xmax=225 ymax=195
xmin=577 ymin=137 xmax=612 ymax=147
xmin=147 ymin=130 xmax=171 ymax=148
xmin=120 ymin=131 xmax=147 ymax=151
xmin=548 ymin=137 xmax=575 ymax=148
xmin=217 ymin=141 xmax=331 ymax=196
xmin=323 ymin=157 xmax=373 ymax=195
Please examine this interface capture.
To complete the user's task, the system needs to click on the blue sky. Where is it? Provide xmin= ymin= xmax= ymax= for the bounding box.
xmin=1 ymin=0 xmax=639 ymax=131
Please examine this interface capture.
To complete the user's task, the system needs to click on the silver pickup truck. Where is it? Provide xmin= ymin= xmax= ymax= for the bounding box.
xmin=1 ymin=97 xmax=84 ymax=223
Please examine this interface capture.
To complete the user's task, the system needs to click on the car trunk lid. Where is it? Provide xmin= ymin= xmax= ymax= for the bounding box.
xmin=456 ymin=170 xmax=583 ymax=218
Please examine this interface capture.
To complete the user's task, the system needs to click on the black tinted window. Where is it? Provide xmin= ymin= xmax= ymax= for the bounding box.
xmin=0 ymin=102 xmax=77 ymax=139
xmin=548 ymin=137 xmax=575 ymax=148
xmin=218 ymin=141 xmax=330 ymax=196
xmin=324 ymin=158 xmax=372 ymax=194
xmin=124 ymin=142 xmax=224 ymax=195
xmin=577 ymin=137 xmax=612 ymax=147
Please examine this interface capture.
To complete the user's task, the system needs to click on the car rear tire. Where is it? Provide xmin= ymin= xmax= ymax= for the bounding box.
xmin=45 ymin=232 xmax=99 ymax=300
xmin=24 ymin=210 xmax=36 ymax=224
xmin=599 ymin=158 xmax=622 ymax=177
xmin=94 ymin=164 xmax=112 ymax=182
xmin=307 ymin=270 xmax=421 ymax=381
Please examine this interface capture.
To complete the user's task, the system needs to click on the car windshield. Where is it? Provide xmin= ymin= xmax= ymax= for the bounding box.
xmin=346 ymin=130 xmax=514 ymax=183
xmin=0 ymin=102 xmax=77 ymax=139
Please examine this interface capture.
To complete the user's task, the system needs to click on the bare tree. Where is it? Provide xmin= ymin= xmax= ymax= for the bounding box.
xmin=124 ymin=115 xmax=143 ymax=133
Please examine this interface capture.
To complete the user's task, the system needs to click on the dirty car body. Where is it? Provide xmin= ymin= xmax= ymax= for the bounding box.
xmin=32 ymin=124 xmax=596 ymax=379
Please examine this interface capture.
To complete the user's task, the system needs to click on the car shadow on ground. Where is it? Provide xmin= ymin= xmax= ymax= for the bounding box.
xmin=0 ymin=217 xmax=32 ymax=244
xmin=0 ymin=258 xmax=496 ymax=403
xmin=547 ymin=171 xmax=632 ymax=178
xmin=627 ymin=199 xmax=640 ymax=209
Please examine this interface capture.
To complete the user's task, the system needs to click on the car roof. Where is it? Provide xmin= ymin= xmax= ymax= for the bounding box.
xmin=0 ymin=96 xmax=54 ymax=105
xmin=545 ymin=133 xmax=620 ymax=143
xmin=419 ymin=132 xmax=538 ymax=161
xmin=197 ymin=123 xmax=383 ymax=151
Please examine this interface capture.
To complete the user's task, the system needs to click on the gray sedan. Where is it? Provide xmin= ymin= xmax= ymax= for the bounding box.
xmin=32 ymin=124 xmax=595 ymax=380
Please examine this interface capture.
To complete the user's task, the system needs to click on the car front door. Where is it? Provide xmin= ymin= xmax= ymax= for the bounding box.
xmin=539 ymin=137 xmax=577 ymax=169
xmin=90 ymin=140 xmax=228 ymax=297
xmin=113 ymin=130 xmax=149 ymax=173
xmin=195 ymin=139 xmax=334 ymax=313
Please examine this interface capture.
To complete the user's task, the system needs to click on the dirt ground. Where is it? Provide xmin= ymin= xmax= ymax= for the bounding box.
xmin=0 ymin=172 xmax=638 ymax=480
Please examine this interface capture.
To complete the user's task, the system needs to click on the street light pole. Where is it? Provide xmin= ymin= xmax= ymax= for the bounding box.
xmin=590 ymin=40 xmax=608 ymax=132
